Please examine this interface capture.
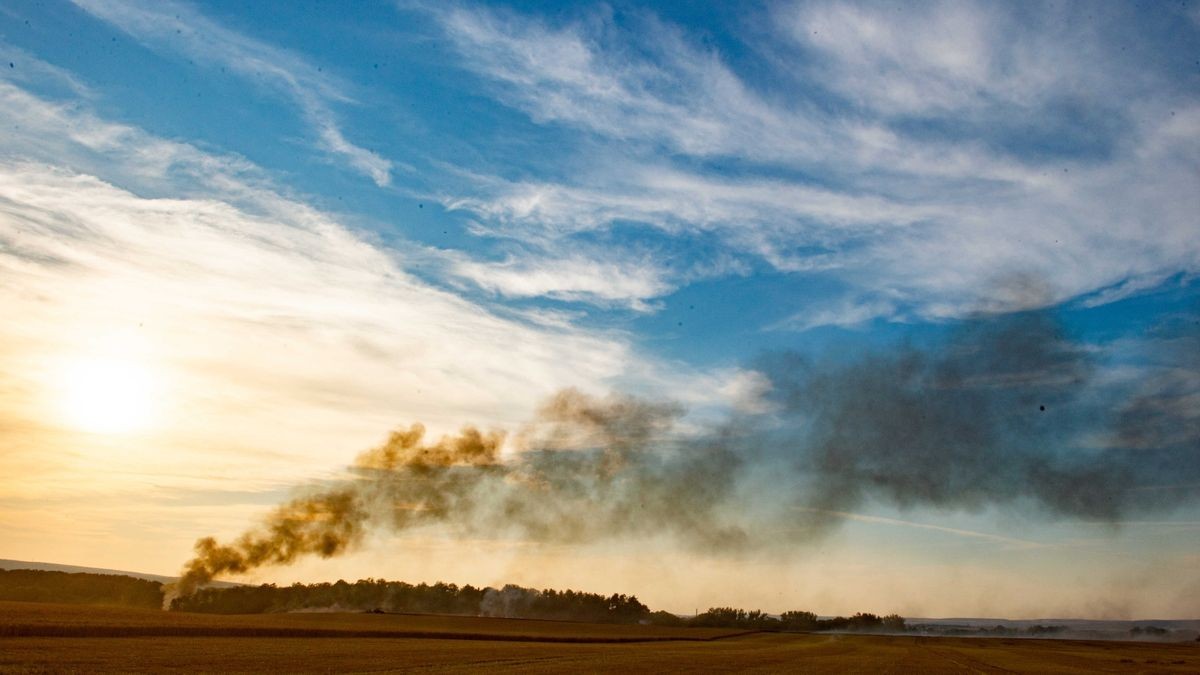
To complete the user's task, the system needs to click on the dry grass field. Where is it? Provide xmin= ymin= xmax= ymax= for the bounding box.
xmin=1 ymin=602 xmax=1196 ymax=673
xmin=0 ymin=601 xmax=739 ymax=641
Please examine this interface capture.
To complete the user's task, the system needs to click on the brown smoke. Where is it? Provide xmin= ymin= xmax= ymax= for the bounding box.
xmin=167 ymin=309 xmax=1200 ymax=607
xmin=168 ymin=489 xmax=368 ymax=605
xmin=167 ymin=391 xmax=743 ymax=604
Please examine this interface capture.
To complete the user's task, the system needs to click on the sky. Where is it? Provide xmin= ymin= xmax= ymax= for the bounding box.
xmin=0 ymin=0 xmax=1198 ymax=619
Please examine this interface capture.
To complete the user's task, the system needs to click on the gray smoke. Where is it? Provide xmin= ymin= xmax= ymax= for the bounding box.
xmin=771 ymin=312 xmax=1124 ymax=526
xmin=169 ymin=308 xmax=1200 ymax=600
xmin=169 ymin=390 xmax=747 ymax=600
xmin=479 ymin=584 xmax=539 ymax=618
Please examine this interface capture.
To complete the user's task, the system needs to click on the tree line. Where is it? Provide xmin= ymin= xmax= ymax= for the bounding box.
xmin=2 ymin=568 xmax=909 ymax=632
xmin=173 ymin=579 xmax=907 ymax=631
xmin=673 ymin=607 xmax=905 ymax=632
xmin=172 ymin=579 xmax=651 ymax=624
xmin=0 ymin=569 xmax=162 ymax=608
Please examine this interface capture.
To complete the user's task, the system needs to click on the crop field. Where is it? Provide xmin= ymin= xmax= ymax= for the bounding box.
xmin=0 ymin=601 xmax=741 ymax=641
xmin=1 ymin=602 xmax=1197 ymax=673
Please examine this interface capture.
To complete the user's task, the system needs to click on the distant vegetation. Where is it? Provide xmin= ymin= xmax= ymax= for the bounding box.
xmin=173 ymin=580 xmax=650 ymax=624
xmin=0 ymin=569 xmax=162 ymax=608
xmin=4 ymin=568 xmax=912 ymax=633
xmin=8 ymin=568 xmax=1195 ymax=642
xmin=909 ymin=623 xmax=1069 ymax=637
xmin=173 ymin=578 xmax=908 ymax=632
xmin=686 ymin=608 xmax=906 ymax=632
xmin=906 ymin=622 xmax=1196 ymax=641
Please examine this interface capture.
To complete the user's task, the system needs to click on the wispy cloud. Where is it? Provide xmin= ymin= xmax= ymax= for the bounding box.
xmin=0 ymin=42 xmax=93 ymax=99
xmin=70 ymin=0 xmax=393 ymax=186
xmin=798 ymin=507 xmax=1047 ymax=550
xmin=769 ymin=296 xmax=900 ymax=332
xmin=444 ymin=164 xmax=932 ymax=241
xmin=423 ymin=1 xmax=1200 ymax=326
xmin=436 ymin=163 xmax=926 ymax=308
xmin=0 ymin=66 xmax=769 ymax=514
xmin=446 ymin=250 xmax=671 ymax=312
xmin=0 ymin=158 xmax=628 ymax=464
xmin=0 ymin=75 xmax=759 ymax=549
xmin=780 ymin=1 xmax=1080 ymax=117
xmin=433 ymin=3 xmax=829 ymax=164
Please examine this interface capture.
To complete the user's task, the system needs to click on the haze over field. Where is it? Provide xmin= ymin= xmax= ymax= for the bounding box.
xmin=1 ymin=0 xmax=1197 ymax=620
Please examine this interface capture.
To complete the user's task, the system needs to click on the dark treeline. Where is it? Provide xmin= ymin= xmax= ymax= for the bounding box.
xmin=3 ymin=568 xmax=910 ymax=632
xmin=174 ymin=579 xmax=482 ymax=616
xmin=0 ymin=569 xmax=162 ymax=608
xmin=172 ymin=579 xmax=651 ymax=624
xmin=684 ymin=607 xmax=906 ymax=632
xmin=172 ymin=578 xmax=907 ymax=632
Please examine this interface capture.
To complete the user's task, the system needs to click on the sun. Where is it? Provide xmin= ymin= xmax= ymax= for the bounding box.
xmin=58 ymin=357 xmax=160 ymax=434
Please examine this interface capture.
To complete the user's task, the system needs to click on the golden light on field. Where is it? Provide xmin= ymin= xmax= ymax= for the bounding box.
xmin=57 ymin=356 xmax=160 ymax=435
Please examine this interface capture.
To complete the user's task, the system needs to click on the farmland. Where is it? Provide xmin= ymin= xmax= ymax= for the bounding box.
xmin=1 ymin=602 xmax=1197 ymax=673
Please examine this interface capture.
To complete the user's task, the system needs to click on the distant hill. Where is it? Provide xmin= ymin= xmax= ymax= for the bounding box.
xmin=0 ymin=559 xmax=175 ymax=584
xmin=0 ymin=559 xmax=239 ymax=587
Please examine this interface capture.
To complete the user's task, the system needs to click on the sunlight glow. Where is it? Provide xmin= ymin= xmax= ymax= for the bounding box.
xmin=58 ymin=357 xmax=160 ymax=434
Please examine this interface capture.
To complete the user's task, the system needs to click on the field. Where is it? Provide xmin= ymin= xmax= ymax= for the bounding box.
xmin=1 ymin=602 xmax=1196 ymax=673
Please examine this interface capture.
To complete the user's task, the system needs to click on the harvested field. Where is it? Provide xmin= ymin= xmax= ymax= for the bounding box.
xmin=1 ymin=602 xmax=1196 ymax=673
xmin=0 ymin=602 xmax=740 ymax=642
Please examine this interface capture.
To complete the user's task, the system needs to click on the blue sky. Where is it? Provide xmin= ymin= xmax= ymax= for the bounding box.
xmin=0 ymin=1 xmax=1198 ymax=618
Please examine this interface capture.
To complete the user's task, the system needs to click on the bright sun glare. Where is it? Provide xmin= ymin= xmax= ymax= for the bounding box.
xmin=59 ymin=357 xmax=159 ymax=434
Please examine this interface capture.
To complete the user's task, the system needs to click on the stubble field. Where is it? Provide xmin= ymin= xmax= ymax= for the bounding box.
xmin=1 ymin=602 xmax=1196 ymax=673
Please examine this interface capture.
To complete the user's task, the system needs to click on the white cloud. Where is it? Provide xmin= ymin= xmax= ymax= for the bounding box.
xmin=430 ymin=3 xmax=1062 ymax=177
xmin=434 ymin=4 xmax=841 ymax=165
xmin=782 ymin=2 xmax=1012 ymax=115
xmin=425 ymin=2 xmax=1200 ymax=327
xmin=447 ymin=165 xmax=933 ymax=238
xmin=778 ymin=1 xmax=1176 ymax=128
xmin=0 ymin=160 xmax=630 ymax=474
xmin=438 ymin=164 xmax=934 ymax=304
xmin=770 ymin=296 xmax=899 ymax=332
xmin=70 ymin=0 xmax=393 ymax=186
xmin=0 ymin=79 xmax=757 ymax=514
xmin=447 ymin=251 xmax=671 ymax=312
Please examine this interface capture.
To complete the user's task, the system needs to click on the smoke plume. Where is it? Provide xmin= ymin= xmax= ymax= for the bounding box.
xmin=169 ymin=391 xmax=744 ymax=601
xmin=767 ymin=312 xmax=1130 ymax=529
xmin=168 ymin=309 xmax=1199 ymax=605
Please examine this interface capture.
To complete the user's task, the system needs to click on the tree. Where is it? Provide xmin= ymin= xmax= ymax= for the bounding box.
xmin=779 ymin=610 xmax=818 ymax=631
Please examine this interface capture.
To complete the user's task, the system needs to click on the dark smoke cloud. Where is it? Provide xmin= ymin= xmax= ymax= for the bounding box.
xmin=168 ymin=309 xmax=1200 ymax=604
xmin=769 ymin=313 xmax=1116 ymax=527
xmin=1114 ymin=315 xmax=1200 ymax=454
xmin=169 ymin=391 xmax=745 ymax=602
xmin=769 ymin=310 xmax=1199 ymax=535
